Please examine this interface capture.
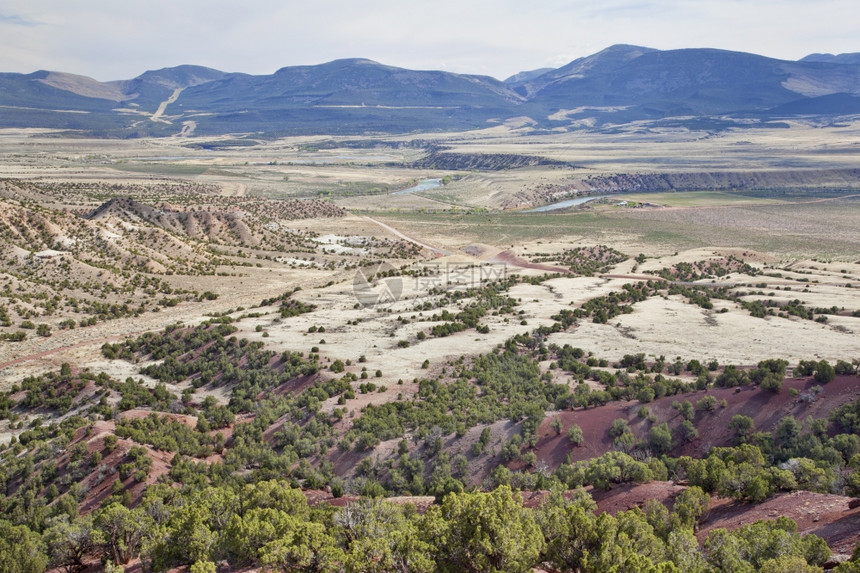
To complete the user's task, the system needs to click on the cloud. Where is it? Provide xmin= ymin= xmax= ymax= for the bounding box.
xmin=0 ymin=12 xmax=39 ymax=26
xmin=0 ymin=0 xmax=858 ymax=80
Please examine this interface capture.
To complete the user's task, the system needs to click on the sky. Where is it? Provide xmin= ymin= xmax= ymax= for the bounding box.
xmin=1 ymin=0 xmax=859 ymax=82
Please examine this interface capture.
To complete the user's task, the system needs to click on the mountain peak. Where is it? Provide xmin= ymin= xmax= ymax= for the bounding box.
xmin=274 ymin=58 xmax=388 ymax=75
xmin=327 ymin=58 xmax=383 ymax=66
xmin=800 ymin=52 xmax=860 ymax=65
xmin=37 ymin=71 xmax=126 ymax=101
xmin=510 ymin=44 xmax=656 ymax=97
xmin=599 ymin=43 xmax=656 ymax=54
xmin=133 ymin=65 xmax=227 ymax=89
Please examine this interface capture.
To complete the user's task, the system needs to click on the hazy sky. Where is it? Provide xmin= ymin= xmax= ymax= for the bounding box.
xmin=1 ymin=0 xmax=858 ymax=81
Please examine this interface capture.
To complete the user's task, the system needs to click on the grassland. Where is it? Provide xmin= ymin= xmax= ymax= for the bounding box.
xmin=604 ymin=190 xmax=783 ymax=207
xmin=369 ymin=195 xmax=860 ymax=259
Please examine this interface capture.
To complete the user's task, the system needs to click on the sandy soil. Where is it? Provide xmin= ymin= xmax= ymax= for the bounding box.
xmin=550 ymin=296 xmax=858 ymax=365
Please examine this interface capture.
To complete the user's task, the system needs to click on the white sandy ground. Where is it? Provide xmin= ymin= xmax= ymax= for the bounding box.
xmin=3 ymin=249 xmax=858 ymax=387
xmin=1 ymin=237 xmax=859 ymax=445
xmin=549 ymin=296 xmax=858 ymax=365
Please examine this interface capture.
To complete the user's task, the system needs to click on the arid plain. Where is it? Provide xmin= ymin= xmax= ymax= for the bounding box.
xmin=2 ymin=121 xmax=858 ymax=387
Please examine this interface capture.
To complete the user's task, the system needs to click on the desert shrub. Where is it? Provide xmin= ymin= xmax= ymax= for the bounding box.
xmin=567 ymin=424 xmax=584 ymax=445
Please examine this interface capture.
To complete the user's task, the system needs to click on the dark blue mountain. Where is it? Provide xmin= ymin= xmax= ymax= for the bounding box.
xmin=801 ymin=53 xmax=860 ymax=65
xmin=1 ymin=46 xmax=859 ymax=136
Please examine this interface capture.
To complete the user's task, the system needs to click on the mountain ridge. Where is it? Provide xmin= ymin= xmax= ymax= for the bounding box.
xmin=2 ymin=44 xmax=860 ymax=136
xmin=801 ymin=52 xmax=860 ymax=65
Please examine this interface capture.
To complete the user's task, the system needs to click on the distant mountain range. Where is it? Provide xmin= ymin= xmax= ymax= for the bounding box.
xmin=2 ymin=45 xmax=860 ymax=137
xmin=800 ymin=53 xmax=860 ymax=65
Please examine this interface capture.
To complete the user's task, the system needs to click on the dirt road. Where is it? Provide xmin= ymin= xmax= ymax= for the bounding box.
xmin=150 ymin=88 xmax=183 ymax=123
xmin=362 ymin=216 xmax=451 ymax=257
